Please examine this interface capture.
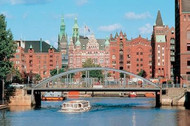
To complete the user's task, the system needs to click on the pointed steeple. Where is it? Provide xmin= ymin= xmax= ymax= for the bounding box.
xmin=72 ymin=18 xmax=79 ymax=38
xmin=59 ymin=15 xmax=66 ymax=39
xmin=156 ymin=10 xmax=163 ymax=26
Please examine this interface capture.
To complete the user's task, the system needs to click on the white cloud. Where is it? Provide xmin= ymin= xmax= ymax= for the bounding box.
xmin=65 ymin=13 xmax=78 ymax=19
xmin=125 ymin=12 xmax=152 ymax=20
xmin=76 ymin=0 xmax=88 ymax=6
xmin=138 ymin=23 xmax=152 ymax=34
xmin=98 ymin=24 xmax=122 ymax=32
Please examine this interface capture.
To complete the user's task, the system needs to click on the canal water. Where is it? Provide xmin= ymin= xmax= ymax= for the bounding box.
xmin=0 ymin=97 xmax=190 ymax=126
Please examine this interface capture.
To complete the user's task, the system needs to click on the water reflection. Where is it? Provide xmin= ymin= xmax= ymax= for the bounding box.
xmin=132 ymin=112 xmax=136 ymax=126
xmin=177 ymin=109 xmax=190 ymax=126
xmin=9 ymin=105 xmax=33 ymax=112
xmin=0 ymin=110 xmax=11 ymax=126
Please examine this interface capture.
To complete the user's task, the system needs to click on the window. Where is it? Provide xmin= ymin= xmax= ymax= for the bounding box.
xmin=140 ymin=52 xmax=143 ymax=55
xmin=184 ymin=15 xmax=186 ymax=21
xmin=187 ymin=44 xmax=190 ymax=51
xmin=112 ymin=55 xmax=116 ymax=59
xmin=187 ymin=61 xmax=190 ymax=66
xmin=137 ymin=52 xmax=139 ymax=55
xmin=127 ymin=55 xmax=130 ymax=58
xmin=16 ymin=55 xmax=19 ymax=58
xmin=187 ymin=31 xmax=190 ymax=40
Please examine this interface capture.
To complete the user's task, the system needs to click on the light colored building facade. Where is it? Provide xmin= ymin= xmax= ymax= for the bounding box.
xmin=68 ymin=34 xmax=110 ymax=69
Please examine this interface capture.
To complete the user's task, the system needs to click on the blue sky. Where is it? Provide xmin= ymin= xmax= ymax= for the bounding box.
xmin=0 ymin=0 xmax=174 ymax=48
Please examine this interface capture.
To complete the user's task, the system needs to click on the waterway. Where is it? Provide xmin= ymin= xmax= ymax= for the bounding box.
xmin=0 ymin=97 xmax=190 ymax=126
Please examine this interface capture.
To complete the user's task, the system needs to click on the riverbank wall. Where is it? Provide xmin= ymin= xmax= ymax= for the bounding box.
xmin=9 ymin=89 xmax=34 ymax=106
xmin=161 ymin=88 xmax=189 ymax=106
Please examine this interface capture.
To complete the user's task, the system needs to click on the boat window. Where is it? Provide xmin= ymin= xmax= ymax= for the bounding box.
xmin=74 ymin=104 xmax=77 ymax=108
xmin=79 ymin=104 xmax=82 ymax=107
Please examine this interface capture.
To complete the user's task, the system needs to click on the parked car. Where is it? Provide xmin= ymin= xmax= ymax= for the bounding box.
xmin=10 ymin=83 xmax=25 ymax=88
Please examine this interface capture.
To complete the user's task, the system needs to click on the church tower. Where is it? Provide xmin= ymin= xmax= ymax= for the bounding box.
xmin=72 ymin=18 xmax=79 ymax=43
xmin=58 ymin=16 xmax=67 ymax=54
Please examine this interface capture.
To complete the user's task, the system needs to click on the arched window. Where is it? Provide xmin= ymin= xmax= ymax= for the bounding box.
xmin=187 ymin=31 xmax=190 ymax=40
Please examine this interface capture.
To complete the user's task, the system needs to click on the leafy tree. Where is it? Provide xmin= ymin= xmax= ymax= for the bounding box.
xmin=35 ymin=74 xmax=42 ymax=82
xmin=137 ymin=69 xmax=147 ymax=78
xmin=10 ymin=68 xmax=22 ymax=83
xmin=0 ymin=14 xmax=16 ymax=104
xmin=82 ymin=58 xmax=103 ymax=79
xmin=50 ymin=68 xmax=65 ymax=76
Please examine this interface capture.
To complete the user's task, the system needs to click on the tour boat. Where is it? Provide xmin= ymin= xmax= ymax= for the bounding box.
xmin=129 ymin=92 xmax=137 ymax=97
xmin=42 ymin=92 xmax=65 ymax=101
xmin=59 ymin=100 xmax=91 ymax=113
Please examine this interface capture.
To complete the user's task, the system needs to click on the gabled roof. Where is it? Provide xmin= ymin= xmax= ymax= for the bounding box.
xmin=24 ymin=41 xmax=58 ymax=53
xmin=182 ymin=0 xmax=190 ymax=12
xmin=156 ymin=10 xmax=163 ymax=26
xmin=73 ymin=36 xmax=106 ymax=50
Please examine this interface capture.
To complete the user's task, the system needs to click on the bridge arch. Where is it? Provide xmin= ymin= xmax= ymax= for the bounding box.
xmin=34 ymin=67 xmax=159 ymax=89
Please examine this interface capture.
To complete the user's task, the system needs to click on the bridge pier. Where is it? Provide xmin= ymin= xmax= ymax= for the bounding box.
xmin=155 ymin=91 xmax=161 ymax=107
xmin=34 ymin=91 xmax=41 ymax=108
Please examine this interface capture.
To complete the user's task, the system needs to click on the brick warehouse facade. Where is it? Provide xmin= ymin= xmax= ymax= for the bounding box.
xmin=109 ymin=32 xmax=152 ymax=79
xmin=12 ymin=39 xmax=62 ymax=81
xmin=152 ymin=10 xmax=175 ymax=82
xmin=175 ymin=0 xmax=190 ymax=85
xmin=11 ymin=12 xmax=176 ymax=82
xmin=66 ymin=15 xmax=175 ymax=81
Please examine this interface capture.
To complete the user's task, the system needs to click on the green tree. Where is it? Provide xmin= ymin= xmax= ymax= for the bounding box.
xmin=11 ymin=68 xmax=22 ymax=83
xmin=137 ymin=69 xmax=147 ymax=78
xmin=82 ymin=58 xmax=103 ymax=79
xmin=50 ymin=68 xmax=65 ymax=76
xmin=0 ymin=14 xmax=16 ymax=104
xmin=35 ymin=74 xmax=42 ymax=82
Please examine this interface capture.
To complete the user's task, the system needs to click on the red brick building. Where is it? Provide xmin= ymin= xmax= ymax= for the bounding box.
xmin=109 ymin=31 xmax=152 ymax=79
xmin=175 ymin=0 xmax=190 ymax=85
xmin=12 ymin=39 xmax=62 ymax=80
xmin=152 ymin=10 xmax=175 ymax=82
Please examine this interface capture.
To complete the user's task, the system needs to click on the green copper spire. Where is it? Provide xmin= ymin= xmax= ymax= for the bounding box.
xmin=59 ymin=16 xmax=66 ymax=38
xmin=105 ymin=36 xmax=110 ymax=46
xmin=72 ymin=17 xmax=79 ymax=38
xmin=75 ymin=35 xmax=81 ymax=46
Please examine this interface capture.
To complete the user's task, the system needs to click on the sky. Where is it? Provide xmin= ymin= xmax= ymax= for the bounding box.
xmin=0 ymin=0 xmax=175 ymax=48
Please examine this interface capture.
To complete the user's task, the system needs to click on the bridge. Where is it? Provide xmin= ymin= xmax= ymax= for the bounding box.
xmin=27 ymin=67 xmax=164 ymax=107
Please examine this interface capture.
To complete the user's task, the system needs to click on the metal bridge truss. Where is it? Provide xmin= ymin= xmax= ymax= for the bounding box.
xmin=32 ymin=67 xmax=160 ymax=90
